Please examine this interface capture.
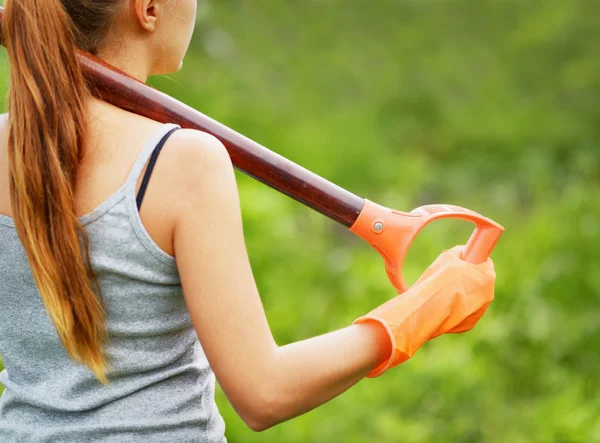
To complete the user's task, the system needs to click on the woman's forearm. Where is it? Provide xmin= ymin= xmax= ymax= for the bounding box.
xmin=255 ymin=322 xmax=391 ymax=430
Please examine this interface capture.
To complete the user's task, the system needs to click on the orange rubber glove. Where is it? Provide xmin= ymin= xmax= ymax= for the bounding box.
xmin=354 ymin=246 xmax=495 ymax=378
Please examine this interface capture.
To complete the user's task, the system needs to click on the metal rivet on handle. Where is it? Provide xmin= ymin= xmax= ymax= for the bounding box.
xmin=373 ymin=222 xmax=384 ymax=232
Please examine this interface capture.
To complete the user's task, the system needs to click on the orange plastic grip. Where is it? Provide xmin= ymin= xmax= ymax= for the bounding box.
xmin=349 ymin=199 xmax=504 ymax=293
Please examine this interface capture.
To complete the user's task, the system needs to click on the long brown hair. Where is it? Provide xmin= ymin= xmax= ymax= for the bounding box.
xmin=3 ymin=0 xmax=121 ymax=384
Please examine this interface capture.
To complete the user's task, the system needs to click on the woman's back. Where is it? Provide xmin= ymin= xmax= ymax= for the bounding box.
xmin=0 ymin=101 xmax=180 ymax=255
xmin=0 ymin=111 xmax=227 ymax=442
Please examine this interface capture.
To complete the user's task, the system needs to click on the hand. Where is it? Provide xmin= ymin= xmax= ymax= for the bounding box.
xmin=354 ymin=245 xmax=496 ymax=377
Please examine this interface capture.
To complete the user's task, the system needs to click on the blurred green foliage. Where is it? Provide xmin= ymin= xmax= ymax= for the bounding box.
xmin=1 ymin=0 xmax=599 ymax=441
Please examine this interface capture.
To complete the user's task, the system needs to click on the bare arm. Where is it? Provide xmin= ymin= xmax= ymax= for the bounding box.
xmin=169 ymin=130 xmax=391 ymax=431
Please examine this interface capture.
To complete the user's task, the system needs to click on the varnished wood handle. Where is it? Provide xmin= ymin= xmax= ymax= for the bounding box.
xmin=0 ymin=5 xmax=364 ymax=228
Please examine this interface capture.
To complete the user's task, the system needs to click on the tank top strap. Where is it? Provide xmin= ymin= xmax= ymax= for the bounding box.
xmin=124 ymin=123 xmax=181 ymax=194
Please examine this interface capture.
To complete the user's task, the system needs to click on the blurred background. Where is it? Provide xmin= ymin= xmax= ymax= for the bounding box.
xmin=1 ymin=0 xmax=599 ymax=441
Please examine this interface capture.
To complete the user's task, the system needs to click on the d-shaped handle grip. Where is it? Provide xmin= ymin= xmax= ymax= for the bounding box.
xmin=349 ymin=200 xmax=504 ymax=293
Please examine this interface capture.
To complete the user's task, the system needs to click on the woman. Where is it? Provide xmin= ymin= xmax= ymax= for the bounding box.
xmin=0 ymin=0 xmax=496 ymax=441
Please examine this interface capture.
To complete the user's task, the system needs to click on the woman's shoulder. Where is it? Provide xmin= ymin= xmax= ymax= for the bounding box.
xmin=152 ymin=127 xmax=234 ymax=199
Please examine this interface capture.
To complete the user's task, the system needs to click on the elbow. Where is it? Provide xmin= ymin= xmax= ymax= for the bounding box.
xmin=244 ymin=416 xmax=273 ymax=433
xmin=237 ymin=386 xmax=284 ymax=432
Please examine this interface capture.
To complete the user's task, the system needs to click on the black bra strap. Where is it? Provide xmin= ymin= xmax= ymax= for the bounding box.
xmin=136 ymin=127 xmax=180 ymax=211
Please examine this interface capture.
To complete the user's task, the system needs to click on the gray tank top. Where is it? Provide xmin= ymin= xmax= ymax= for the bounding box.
xmin=0 ymin=123 xmax=227 ymax=442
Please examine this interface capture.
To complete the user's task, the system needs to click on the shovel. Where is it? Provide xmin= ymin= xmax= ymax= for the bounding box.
xmin=0 ymin=7 xmax=504 ymax=293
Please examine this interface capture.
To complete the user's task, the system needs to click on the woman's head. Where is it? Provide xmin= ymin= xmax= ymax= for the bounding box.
xmin=67 ymin=0 xmax=198 ymax=79
xmin=2 ymin=0 xmax=196 ymax=383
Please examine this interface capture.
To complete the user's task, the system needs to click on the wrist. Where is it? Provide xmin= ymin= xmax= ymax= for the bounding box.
xmin=351 ymin=319 xmax=394 ymax=378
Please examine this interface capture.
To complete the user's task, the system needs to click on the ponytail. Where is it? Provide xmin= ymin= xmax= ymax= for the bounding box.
xmin=3 ymin=0 xmax=110 ymax=383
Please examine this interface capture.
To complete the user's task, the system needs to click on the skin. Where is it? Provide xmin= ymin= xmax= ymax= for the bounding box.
xmin=0 ymin=0 xmax=391 ymax=432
